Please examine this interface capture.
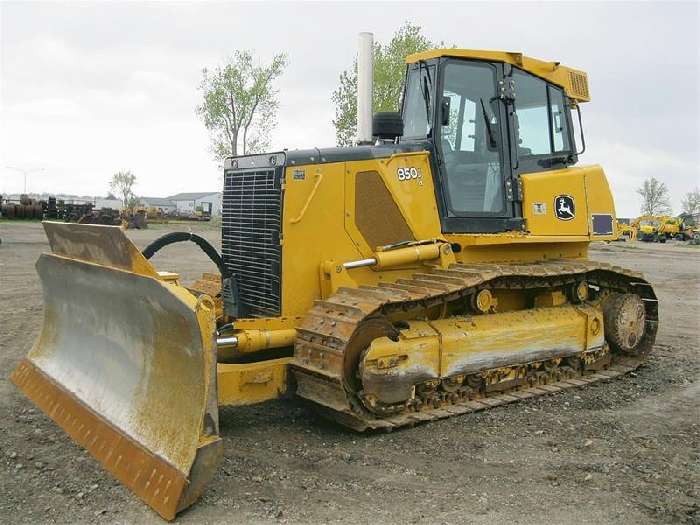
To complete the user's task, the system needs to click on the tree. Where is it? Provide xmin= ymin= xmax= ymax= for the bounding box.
xmin=636 ymin=177 xmax=672 ymax=216
xmin=110 ymin=171 xmax=136 ymax=209
xmin=681 ymin=188 xmax=700 ymax=216
xmin=331 ymin=22 xmax=439 ymax=146
xmin=197 ymin=51 xmax=287 ymax=160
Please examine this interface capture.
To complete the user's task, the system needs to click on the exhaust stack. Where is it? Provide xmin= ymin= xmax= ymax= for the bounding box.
xmin=356 ymin=32 xmax=374 ymax=145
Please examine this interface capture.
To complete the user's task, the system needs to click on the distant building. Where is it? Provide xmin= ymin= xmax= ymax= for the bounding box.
xmin=95 ymin=198 xmax=122 ymax=210
xmin=139 ymin=196 xmax=176 ymax=213
xmin=168 ymin=192 xmax=222 ymax=216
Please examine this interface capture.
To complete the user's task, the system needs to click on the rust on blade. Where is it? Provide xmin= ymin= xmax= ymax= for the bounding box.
xmin=11 ymin=359 xmax=187 ymax=520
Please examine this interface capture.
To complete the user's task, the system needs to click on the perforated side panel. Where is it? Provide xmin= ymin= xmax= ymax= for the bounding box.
xmin=568 ymin=71 xmax=590 ymax=100
xmin=355 ymin=170 xmax=415 ymax=249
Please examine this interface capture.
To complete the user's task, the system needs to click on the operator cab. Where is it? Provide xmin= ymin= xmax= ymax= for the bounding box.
xmin=395 ymin=50 xmax=587 ymax=233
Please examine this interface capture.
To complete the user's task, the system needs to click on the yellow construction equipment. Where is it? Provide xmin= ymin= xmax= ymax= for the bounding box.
xmin=121 ymin=206 xmax=148 ymax=229
xmin=633 ymin=215 xmax=662 ymax=242
xmin=632 ymin=215 xmax=691 ymax=242
xmin=616 ymin=220 xmax=636 ymax=241
xmin=11 ymin=39 xmax=658 ymax=520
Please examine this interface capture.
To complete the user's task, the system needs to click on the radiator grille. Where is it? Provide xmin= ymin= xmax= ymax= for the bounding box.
xmin=222 ymin=167 xmax=283 ymax=317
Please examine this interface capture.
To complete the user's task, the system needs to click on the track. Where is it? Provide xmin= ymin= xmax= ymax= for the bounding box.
xmin=292 ymin=259 xmax=658 ymax=431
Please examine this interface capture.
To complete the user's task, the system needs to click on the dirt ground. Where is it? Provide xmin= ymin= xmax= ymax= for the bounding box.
xmin=0 ymin=221 xmax=698 ymax=525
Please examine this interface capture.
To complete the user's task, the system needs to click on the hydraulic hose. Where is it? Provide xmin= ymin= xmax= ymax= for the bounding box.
xmin=141 ymin=231 xmax=231 ymax=278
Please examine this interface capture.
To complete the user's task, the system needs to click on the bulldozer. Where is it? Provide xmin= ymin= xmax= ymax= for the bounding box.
xmin=11 ymin=36 xmax=658 ymax=520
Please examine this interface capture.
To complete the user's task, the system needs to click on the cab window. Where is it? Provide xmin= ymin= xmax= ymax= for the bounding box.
xmin=549 ymin=87 xmax=571 ymax=152
xmin=402 ymin=66 xmax=435 ymax=139
xmin=513 ymin=69 xmax=573 ymax=159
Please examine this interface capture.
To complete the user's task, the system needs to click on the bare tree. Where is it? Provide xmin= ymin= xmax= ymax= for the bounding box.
xmin=636 ymin=177 xmax=672 ymax=216
xmin=110 ymin=171 xmax=136 ymax=209
xmin=197 ymin=51 xmax=287 ymax=160
xmin=681 ymin=187 xmax=700 ymax=216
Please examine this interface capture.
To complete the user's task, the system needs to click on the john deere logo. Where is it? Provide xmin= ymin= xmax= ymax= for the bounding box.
xmin=554 ymin=195 xmax=575 ymax=221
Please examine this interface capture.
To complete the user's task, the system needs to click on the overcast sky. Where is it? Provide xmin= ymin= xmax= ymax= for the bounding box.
xmin=1 ymin=1 xmax=698 ymax=217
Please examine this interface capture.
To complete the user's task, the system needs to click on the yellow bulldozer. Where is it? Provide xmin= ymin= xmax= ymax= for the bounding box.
xmin=633 ymin=215 xmax=663 ymax=242
xmin=11 ymin=38 xmax=658 ymax=520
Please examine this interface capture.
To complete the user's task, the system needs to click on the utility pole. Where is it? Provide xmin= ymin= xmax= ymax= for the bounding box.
xmin=4 ymin=166 xmax=44 ymax=193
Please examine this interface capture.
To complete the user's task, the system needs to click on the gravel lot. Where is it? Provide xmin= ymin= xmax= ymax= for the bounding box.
xmin=1 ymin=221 xmax=698 ymax=524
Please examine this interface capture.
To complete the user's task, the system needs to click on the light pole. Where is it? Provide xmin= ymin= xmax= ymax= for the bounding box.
xmin=4 ymin=166 xmax=44 ymax=193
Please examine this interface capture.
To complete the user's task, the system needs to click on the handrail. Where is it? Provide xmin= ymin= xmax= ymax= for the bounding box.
xmin=290 ymin=172 xmax=323 ymax=224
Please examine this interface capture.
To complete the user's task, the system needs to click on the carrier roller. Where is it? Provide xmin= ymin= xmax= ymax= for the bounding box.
xmin=10 ymin=223 xmax=222 ymax=520
xmin=292 ymin=260 xmax=658 ymax=431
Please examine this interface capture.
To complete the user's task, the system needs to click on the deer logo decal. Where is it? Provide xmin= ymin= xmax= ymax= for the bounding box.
xmin=554 ymin=195 xmax=575 ymax=221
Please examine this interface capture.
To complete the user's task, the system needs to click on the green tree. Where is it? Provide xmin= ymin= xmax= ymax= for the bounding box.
xmin=110 ymin=171 xmax=136 ymax=209
xmin=331 ymin=22 xmax=439 ymax=146
xmin=637 ymin=177 xmax=672 ymax=216
xmin=197 ymin=51 xmax=287 ymax=160
xmin=681 ymin=187 xmax=700 ymax=216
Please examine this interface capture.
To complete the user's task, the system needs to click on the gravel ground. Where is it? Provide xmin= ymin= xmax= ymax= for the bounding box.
xmin=0 ymin=221 xmax=698 ymax=524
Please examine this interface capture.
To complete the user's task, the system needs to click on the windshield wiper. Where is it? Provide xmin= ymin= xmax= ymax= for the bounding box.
xmin=480 ymin=98 xmax=497 ymax=148
xmin=418 ymin=61 xmax=432 ymax=135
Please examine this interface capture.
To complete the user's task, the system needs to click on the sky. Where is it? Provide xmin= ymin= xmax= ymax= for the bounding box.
xmin=0 ymin=1 xmax=698 ymax=217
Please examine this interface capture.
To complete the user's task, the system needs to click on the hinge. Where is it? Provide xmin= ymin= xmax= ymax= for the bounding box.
xmin=498 ymin=78 xmax=515 ymax=101
xmin=505 ymin=177 xmax=523 ymax=202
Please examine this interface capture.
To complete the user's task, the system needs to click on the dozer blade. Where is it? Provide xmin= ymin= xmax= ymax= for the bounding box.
xmin=10 ymin=223 xmax=222 ymax=520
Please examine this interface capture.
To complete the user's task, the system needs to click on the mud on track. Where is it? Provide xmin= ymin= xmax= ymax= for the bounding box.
xmin=1 ymin=222 xmax=698 ymax=524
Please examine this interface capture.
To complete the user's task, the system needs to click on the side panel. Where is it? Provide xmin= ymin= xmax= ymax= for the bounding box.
xmin=521 ymin=165 xmax=616 ymax=240
xmin=281 ymin=161 xmax=357 ymax=317
xmin=281 ymin=153 xmax=443 ymax=318
xmin=584 ymin=165 xmax=618 ymax=240
xmin=344 ymin=152 xmax=442 ymax=255
xmin=521 ymin=167 xmax=590 ymax=235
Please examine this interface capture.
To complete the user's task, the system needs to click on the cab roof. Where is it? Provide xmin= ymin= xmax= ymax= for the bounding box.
xmin=406 ymin=48 xmax=590 ymax=102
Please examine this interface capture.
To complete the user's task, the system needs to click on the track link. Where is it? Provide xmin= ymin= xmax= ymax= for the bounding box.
xmin=292 ymin=259 xmax=658 ymax=431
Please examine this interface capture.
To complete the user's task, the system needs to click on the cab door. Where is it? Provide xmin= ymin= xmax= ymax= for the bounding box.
xmin=433 ymin=59 xmax=523 ymax=233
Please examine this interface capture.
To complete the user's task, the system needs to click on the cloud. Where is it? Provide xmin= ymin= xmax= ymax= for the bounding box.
xmin=592 ymin=141 xmax=699 ymax=216
xmin=1 ymin=1 xmax=698 ymax=219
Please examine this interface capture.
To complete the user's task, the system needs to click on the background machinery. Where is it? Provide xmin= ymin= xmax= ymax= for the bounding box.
xmin=616 ymin=219 xmax=636 ymax=241
xmin=634 ymin=215 xmax=663 ymax=242
xmin=11 ymin=38 xmax=658 ymax=520
xmin=633 ymin=215 xmax=696 ymax=243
